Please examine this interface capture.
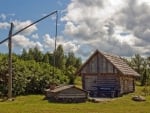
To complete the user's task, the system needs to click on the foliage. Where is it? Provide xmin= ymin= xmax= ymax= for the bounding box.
xmin=54 ymin=45 xmax=66 ymax=70
xmin=126 ymin=54 xmax=150 ymax=86
xmin=65 ymin=66 xmax=76 ymax=84
xmin=130 ymin=54 xmax=144 ymax=74
xmin=142 ymin=86 xmax=150 ymax=96
xmin=0 ymin=55 xmax=69 ymax=96
xmin=0 ymin=44 xmax=82 ymax=96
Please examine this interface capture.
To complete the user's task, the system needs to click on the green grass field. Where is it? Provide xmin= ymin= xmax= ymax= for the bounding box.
xmin=0 ymin=86 xmax=150 ymax=113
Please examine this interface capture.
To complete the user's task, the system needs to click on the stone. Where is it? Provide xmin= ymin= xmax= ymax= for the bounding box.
xmin=132 ymin=95 xmax=146 ymax=101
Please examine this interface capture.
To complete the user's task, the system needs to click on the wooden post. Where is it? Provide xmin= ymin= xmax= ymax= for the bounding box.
xmin=53 ymin=11 xmax=58 ymax=78
xmin=8 ymin=23 xmax=14 ymax=99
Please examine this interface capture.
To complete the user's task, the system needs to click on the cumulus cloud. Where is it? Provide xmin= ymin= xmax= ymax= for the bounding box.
xmin=13 ymin=20 xmax=37 ymax=36
xmin=0 ymin=22 xmax=10 ymax=29
xmin=32 ymin=33 xmax=39 ymax=39
xmin=62 ymin=0 xmax=150 ymax=58
xmin=43 ymin=34 xmax=55 ymax=49
xmin=12 ymin=34 xmax=43 ymax=51
xmin=43 ymin=34 xmax=79 ymax=53
xmin=115 ymin=0 xmax=150 ymax=55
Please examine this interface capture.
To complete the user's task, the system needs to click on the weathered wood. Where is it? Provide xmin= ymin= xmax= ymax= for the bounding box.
xmin=77 ymin=50 xmax=139 ymax=97
xmin=45 ymin=85 xmax=88 ymax=103
xmin=119 ymin=76 xmax=134 ymax=94
xmin=8 ymin=23 xmax=14 ymax=99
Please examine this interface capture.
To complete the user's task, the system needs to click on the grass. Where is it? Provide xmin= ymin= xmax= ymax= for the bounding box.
xmin=0 ymin=86 xmax=150 ymax=113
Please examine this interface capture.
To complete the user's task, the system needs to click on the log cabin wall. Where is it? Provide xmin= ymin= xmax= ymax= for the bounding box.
xmin=119 ymin=75 xmax=134 ymax=94
xmin=81 ymin=53 xmax=120 ymax=97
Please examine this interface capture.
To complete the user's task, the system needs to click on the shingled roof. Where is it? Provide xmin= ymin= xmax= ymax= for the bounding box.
xmin=46 ymin=85 xmax=87 ymax=93
xmin=76 ymin=50 xmax=140 ymax=77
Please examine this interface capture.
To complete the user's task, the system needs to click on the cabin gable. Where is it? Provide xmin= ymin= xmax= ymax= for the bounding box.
xmin=81 ymin=51 xmax=118 ymax=74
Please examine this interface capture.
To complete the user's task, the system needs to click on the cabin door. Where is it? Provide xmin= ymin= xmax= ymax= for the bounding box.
xmin=84 ymin=75 xmax=97 ymax=91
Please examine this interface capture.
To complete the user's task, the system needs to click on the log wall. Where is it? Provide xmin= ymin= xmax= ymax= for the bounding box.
xmin=83 ymin=74 xmax=118 ymax=90
xmin=57 ymin=88 xmax=87 ymax=98
xmin=81 ymin=54 xmax=118 ymax=74
xmin=119 ymin=76 xmax=134 ymax=94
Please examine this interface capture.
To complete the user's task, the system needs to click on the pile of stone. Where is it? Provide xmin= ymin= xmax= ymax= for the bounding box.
xmin=132 ymin=95 xmax=146 ymax=101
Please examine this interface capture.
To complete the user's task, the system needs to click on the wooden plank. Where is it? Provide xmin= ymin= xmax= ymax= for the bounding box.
xmin=84 ymin=75 xmax=97 ymax=91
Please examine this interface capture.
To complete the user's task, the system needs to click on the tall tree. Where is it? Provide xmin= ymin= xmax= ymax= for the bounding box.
xmin=21 ymin=48 xmax=28 ymax=60
xmin=75 ymin=57 xmax=82 ymax=69
xmin=33 ymin=47 xmax=43 ymax=62
xmin=28 ymin=48 xmax=34 ymax=60
xmin=43 ymin=53 xmax=50 ymax=63
xmin=66 ymin=52 xmax=76 ymax=68
xmin=65 ymin=66 xmax=76 ymax=84
xmin=131 ymin=54 xmax=144 ymax=74
xmin=54 ymin=45 xmax=66 ymax=70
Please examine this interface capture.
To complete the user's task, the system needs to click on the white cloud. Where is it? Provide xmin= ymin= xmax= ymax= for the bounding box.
xmin=35 ymin=42 xmax=43 ymax=51
xmin=43 ymin=34 xmax=55 ymax=49
xmin=13 ymin=20 xmax=37 ymax=36
xmin=43 ymin=34 xmax=79 ymax=53
xmin=0 ymin=22 xmax=10 ymax=29
xmin=32 ymin=33 xmax=39 ymax=39
xmin=62 ymin=0 xmax=150 ymax=58
xmin=12 ymin=34 xmax=43 ymax=51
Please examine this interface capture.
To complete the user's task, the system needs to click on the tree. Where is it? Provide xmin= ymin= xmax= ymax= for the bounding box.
xmin=54 ymin=45 xmax=66 ymax=70
xmin=131 ymin=54 xmax=144 ymax=74
xmin=43 ymin=53 xmax=50 ymax=63
xmin=141 ymin=59 xmax=150 ymax=86
xmin=28 ymin=48 xmax=34 ymax=60
xmin=141 ymin=68 xmax=147 ymax=86
xmin=0 ymin=53 xmax=69 ymax=96
xmin=65 ymin=66 xmax=76 ymax=84
xmin=74 ymin=57 xmax=82 ymax=69
xmin=66 ymin=52 xmax=76 ymax=68
xmin=0 ymin=55 xmax=8 ymax=96
xmin=141 ymin=60 xmax=147 ymax=85
xmin=21 ymin=48 xmax=28 ymax=60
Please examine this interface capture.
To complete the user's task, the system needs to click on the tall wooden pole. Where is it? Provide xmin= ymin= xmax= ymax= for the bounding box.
xmin=8 ymin=23 xmax=14 ymax=99
xmin=53 ymin=11 xmax=58 ymax=79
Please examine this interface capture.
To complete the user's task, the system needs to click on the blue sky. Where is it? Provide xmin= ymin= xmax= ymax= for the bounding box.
xmin=0 ymin=0 xmax=70 ymax=53
xmin=1 ymin=0 xmax=150 ymax=60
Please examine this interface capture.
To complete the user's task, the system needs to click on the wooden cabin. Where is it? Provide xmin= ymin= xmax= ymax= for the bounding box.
xmin=76 ymin=50 xmax=140 ymax=97
xmin=45 ymin=85 xmax=88 ymax=103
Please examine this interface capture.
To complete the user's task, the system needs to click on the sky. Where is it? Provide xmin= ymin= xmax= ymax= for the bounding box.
xmin=0 ymin=0 xmax=150 ymax=61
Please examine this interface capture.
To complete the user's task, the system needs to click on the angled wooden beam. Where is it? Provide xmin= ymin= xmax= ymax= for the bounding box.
xmin=0 ymin=10 xmax=57 ymax=44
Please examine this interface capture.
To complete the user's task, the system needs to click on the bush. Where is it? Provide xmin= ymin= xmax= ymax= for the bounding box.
xmin=0 ymin=56 xmax=69 ymax=96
